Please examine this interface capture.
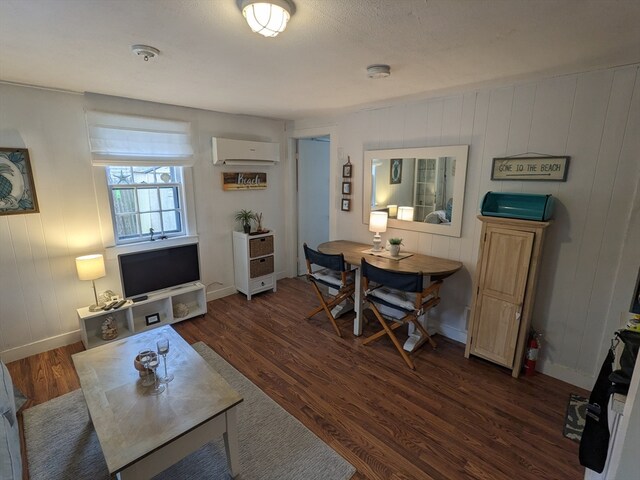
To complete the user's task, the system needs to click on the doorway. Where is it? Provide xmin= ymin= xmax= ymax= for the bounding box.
xmin=297 ymin=136 xmax=330 ymax=275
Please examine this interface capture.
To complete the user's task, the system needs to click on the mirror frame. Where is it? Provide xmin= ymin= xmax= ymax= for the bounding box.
xmin=363 ymin=145 xmax=469 ymax=238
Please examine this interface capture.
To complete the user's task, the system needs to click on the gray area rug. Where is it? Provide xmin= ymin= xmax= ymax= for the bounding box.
xmin=23 ymin=342 xmax=355 ymax=480
xmin=563 ymin=393 xmax=587 ymax=442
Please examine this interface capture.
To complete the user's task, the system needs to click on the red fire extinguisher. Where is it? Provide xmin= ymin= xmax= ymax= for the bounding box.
xmin=524 ymin=331 xmax=542 ymax=376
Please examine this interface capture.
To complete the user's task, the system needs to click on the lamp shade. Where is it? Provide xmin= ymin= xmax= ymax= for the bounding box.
xmin=387 ymin=204 xmax=398 ymax=218
xmin=75 ymin=254 xmax=106 ymax=281
xmin=397 ymin=206 xmax=414 ymax=221
xmin=369 ymin=211 xmax=388 ymax=233
xmin=241 ymin=0 xmax=293 ymax=37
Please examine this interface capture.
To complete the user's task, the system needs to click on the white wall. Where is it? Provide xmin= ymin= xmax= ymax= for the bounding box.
xmin=2 ymin=64 xmax=638 ymax=387
xmin=0 ymin=83 xmax=286 ymax=361
xmin=294 ymin=64 xmax=640 ymax=388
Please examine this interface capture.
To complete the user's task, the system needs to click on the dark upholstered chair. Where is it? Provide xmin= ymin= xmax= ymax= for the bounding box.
xmin=361 ymin=257 xmax=442 ymax=369
xmin=303 ymin=243 xmax=356 ymax=337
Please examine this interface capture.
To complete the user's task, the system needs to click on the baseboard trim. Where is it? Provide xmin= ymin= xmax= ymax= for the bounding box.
xmin=0 ymin=330 xmax=82 ymax=363
xmin=434 ymin=318 xmax=592 ymax=389
xmin=537 ymin=360 xmax=595 ymax=391
xmin=206 ymin=271 xmax=288 ymax=303
xmin=206 ymin=285 xmax=238 ymax=302
xmin=2 ymin=283 xmax=596 ymax=391
xmin=2 ymin=279 xmax=263 ymax=361
xmin=435 ymin=322 xmax=468 ymax=345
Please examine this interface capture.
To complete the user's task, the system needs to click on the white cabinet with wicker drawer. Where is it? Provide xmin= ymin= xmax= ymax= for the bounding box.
xmin=232 ymin=231 xmax=277 ymax=300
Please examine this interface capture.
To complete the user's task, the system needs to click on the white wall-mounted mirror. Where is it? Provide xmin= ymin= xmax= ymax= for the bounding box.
xmin=363 ymin=145 xmax=468 ymax=237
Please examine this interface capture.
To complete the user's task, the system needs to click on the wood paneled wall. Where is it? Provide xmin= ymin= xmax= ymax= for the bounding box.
xmin=0 ymin=84 xmax=286 ymax=361
xmin=2 ymin=64 xmax=638 ymax=388
xmin=295 ymin=64 xmax=640 ymax=388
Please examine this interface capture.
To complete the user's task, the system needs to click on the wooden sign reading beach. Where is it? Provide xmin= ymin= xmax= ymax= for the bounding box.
xmin=222 ymin=172 xmax=267 ymax=191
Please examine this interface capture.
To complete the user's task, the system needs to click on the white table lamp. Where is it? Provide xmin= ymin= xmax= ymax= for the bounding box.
xmin=397 ymin=206 xmax=415 ymax=221
xmin=76 ymin=254 xmax=106 ymax=311
xmin=369 ymin=211 xmax=388 ymax=252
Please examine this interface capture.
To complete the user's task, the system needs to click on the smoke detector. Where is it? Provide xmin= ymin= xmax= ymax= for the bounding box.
xmin=367 ymin=64 xmax=391 ymax=79
xmin=131 ymin=45 xmax=160 ymax=61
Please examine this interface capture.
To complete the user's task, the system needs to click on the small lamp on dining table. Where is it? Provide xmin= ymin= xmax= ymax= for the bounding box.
xmin=75 ymin=254 xmax=106 ymax=312
xmin=369 ymin=211 xmax=388 ymax=252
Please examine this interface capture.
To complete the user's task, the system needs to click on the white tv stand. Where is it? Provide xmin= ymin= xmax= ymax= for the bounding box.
xmin=77 ymin=282 xmax=207 ymax=349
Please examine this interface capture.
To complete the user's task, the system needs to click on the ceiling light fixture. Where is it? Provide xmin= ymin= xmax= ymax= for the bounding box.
xmin=238 ymin=0 xmax=295 ymax=38
xmin=131 ymin=45 xmax=160 ymax=61
xmin=367 ymin=64 xmax=391 ymax=79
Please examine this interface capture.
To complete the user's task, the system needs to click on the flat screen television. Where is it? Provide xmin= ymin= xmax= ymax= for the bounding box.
xmin=118 ymin=243 xmax=200 ymax=299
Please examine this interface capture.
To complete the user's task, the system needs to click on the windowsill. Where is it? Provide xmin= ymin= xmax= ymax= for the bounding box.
xmin=104 ymin=234 xmax=199 ymax=260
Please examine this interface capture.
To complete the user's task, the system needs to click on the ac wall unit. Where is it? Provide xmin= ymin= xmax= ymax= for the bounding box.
xmin=212 ymin=137 xmax=280 ymax=165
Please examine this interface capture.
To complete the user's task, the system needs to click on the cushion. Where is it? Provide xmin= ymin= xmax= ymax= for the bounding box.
xmin=1 ymin=360 xmax=22 ymax=480
xmin=424 ymin=210 xmax=450 ymax=224
xmin=311 ymin=268 xmax=353 ymax=288
xmin=369 ymin=286 xmax=416 ymax=311
xmin=368 ymin=286 xmax=437 ymax=314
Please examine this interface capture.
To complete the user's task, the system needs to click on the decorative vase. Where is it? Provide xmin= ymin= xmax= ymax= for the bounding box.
xmin=98 ymin=290 xmax=116 ymax=305
xmin=243 ymin=223 xmax=251 ymax=234
xmin=390 ymin=245 xmax=401 ymax=257
xmin=133 ymin=354 xmax=152 ymax=378
xmin=173 ymin=302 xmax=189 ymax=318
xmin=101 ymin=315 xmax=118 ymax=340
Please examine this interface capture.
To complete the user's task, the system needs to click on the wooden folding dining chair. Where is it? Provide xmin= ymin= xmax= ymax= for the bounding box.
xmin=303 ymin=243 xmax=356 ymax=337
xmin=360 ymin=257 xmax=442 ymax=369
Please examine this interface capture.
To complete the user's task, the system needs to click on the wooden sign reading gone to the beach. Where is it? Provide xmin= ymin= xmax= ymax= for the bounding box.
xmin=222 ymin=172 xmax=267 ymax=191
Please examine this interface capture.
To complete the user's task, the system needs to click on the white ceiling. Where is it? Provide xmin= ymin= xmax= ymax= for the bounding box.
xmin=1 ymin=0 xmax=639 ymax=120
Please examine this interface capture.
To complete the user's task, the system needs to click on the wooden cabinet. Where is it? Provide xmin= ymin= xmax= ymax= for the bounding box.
xmin=233 ymin=231 xmax=277 ymax=300
xmin=465 ymin=216 xmax=550 ymax=377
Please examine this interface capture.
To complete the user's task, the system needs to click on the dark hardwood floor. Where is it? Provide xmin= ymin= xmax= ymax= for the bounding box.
xmin=8 ymin=277 xmax=588 ymax=479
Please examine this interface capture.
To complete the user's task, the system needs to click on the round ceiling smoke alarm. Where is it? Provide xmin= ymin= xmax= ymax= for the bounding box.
xmin=366 ymin=64 xmax=391 ymax=79
xmin=131 ymin=45 xmax=160 ymax=61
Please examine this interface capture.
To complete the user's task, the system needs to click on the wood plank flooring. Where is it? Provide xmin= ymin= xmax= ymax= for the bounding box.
xmin=8 ymin=277 xmax=588 ymax=480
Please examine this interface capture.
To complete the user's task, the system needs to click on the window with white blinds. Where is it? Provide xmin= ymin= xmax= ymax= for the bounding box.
xmin=86 ymin=111 xmax=194 ymax=166
xmin=86 ymin=111 xmax=195 ymax=244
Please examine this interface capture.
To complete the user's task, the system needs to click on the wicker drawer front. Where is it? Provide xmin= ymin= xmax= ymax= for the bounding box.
xmin=250 ymin=255 xmax=274 ymax=278
xmin=249 ymin=236 xmax=274 ymax=257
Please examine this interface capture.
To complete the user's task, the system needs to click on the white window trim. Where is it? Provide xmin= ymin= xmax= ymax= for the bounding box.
xmin=93 ymin=166 xmax=198 ymax=250
xmin=104 ymin=234 xmax=200 ymax=260
xmin=106 ymin=166 xmax=185 ymax=244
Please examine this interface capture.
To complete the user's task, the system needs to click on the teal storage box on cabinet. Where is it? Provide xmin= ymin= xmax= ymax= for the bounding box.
xmin=480 ymin=192 xmax=554 ymax=221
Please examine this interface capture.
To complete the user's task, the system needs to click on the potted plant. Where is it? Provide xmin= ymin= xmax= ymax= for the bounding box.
xmin=388 ymin=237 xmax=403 ymax=257
xmin=235 ymin=209 xmax=255 ymax=234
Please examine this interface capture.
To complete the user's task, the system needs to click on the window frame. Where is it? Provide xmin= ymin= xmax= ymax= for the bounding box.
xmin=105 ymin=166 xmax=187 ymax=245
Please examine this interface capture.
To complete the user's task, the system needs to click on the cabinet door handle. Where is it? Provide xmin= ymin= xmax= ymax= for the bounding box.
xmin=516 ymin=311 xmax=521 ymax=323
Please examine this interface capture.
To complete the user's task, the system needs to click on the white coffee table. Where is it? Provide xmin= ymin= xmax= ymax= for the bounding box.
xmin=72 ymin=325 xmax=243 ymax=479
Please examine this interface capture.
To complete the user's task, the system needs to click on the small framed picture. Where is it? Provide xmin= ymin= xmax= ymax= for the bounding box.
xmin=342 ymin=163 xmax=352 ymax=178
xmin=341 ymin=198 xmax=350 ymax=211
xmin=342 ymin=181 xmax=351 ymax=195
xmin=145 ymin=313 xmax=161 ymax=326
xmin=390 ymin=158 xmax=403 ymax=184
